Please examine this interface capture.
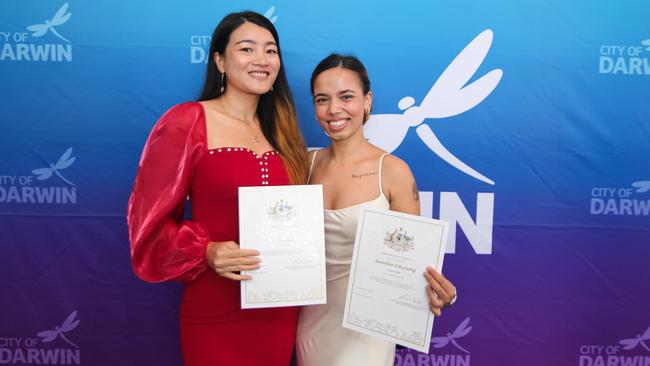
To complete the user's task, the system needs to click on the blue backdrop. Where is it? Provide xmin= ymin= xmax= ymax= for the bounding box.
xmin=1 ymin=1 xmax=649 ymax=365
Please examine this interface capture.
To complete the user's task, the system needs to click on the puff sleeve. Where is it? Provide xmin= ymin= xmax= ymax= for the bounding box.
xmin=127 ymin=102 xmax=210 ymax=283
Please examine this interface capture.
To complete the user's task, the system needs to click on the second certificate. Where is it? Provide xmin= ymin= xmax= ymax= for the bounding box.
xmin=239 ymin=184 xmax=326 ymax=309
xmin=343 ymin=207 xmax=448 ymax=353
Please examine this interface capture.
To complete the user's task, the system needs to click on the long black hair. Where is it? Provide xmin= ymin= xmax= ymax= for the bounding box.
xmin=197 ymin=11 xmax=308 ymax=184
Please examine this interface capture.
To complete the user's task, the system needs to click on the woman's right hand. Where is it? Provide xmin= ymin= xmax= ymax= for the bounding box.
xmin=206 ymin=241 xmax=261 ymax=281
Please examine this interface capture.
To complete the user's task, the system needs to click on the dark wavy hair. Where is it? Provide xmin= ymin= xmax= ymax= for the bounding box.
xmin=310 ymin=53 xmax=372 ymax=122
xmin=198 ymin=11 xmax=308 ymax=184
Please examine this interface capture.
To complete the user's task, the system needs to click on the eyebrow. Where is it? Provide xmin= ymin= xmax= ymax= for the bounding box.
xmin=314 ymin=89 xmax=358 ymax=97
xmin=234 ymin=39 xmax=277 ymax=46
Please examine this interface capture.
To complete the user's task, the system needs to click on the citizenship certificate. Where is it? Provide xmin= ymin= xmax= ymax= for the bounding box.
xmin=239 ymin=184 xmax=326 ymax=309
xmin=342 ymin=207 xmax=449 ymax=353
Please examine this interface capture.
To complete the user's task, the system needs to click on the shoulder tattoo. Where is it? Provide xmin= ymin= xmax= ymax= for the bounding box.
xmin=411 ymin=181 xmax=419 ymax=201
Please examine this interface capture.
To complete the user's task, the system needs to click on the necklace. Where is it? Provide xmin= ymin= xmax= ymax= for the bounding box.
xmin=253 ymin=134 xmax=261 ymax=143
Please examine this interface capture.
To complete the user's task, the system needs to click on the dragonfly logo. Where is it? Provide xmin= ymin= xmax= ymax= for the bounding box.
xmin=364 ymin=29 xmax=502 ymax=185
xmin=619 ymin=326 xmax=650 ymax=352
xmin=362 ymin=30 xmax=501 ymax=255
xmin=632 ymin=180 xmax=650 ymax=194
xmin=27 ymin=3 xmax=72 ymax=43
xmin=0 ymin=2 xmax=73 ymax=62
xmin=37 ymin=311 xmax=80 ymax=348
xmin=395 ymin=317 xmax=472 ymax=366
xmin=32 ymin=147 xmax=76 ymax=186
xmin=190 ymin=6 xmax=278 ymax=64
xmin=431 ymin=317 xmax=472 ymax=353
xmin=264 ymin=6 xmax=278 ymax=23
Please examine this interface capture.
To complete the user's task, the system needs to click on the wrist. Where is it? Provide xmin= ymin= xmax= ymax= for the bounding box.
xmin=445 ymin=289 xmax=458 ymax=307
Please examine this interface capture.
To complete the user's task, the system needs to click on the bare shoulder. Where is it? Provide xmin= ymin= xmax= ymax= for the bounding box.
xmin=308 ymin=147 xmax=329 ymax=163
xmin=307 ymin=148 xmax=331 ymax=180
xmin=381 ymin=154 xmax=414 ymax=181
xmin=380 ymin=154 xmax=419 ymax=213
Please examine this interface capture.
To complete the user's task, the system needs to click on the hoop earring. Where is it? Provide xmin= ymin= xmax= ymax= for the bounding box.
xmin=220 ymin=73 xmax=225 ymax=93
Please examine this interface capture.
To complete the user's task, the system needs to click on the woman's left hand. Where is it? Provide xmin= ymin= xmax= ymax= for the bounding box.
xmin=424 ymin=266 xmax=457 ymax=316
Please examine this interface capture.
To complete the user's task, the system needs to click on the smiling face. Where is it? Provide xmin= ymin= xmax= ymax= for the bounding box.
xmin=312 ymin=67 xmax=372 ymax=141
xmin=215 ymin=21 xmax=280 ymax=96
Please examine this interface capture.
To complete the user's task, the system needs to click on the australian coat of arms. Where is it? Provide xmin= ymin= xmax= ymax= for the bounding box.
xmin=268 ymin=199 xmax=296 ymax=221
xmin=383 ymin=227 xmax=415 ymax=252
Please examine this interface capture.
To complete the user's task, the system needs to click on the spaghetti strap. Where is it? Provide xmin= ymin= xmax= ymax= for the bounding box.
xmin=378 ymin=153 xmax=388 ymax=195
xmin=307 ymin=149 xmax=320 ymax=183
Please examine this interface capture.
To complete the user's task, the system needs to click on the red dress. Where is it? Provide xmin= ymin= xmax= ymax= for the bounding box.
xmin=127 ymin=102 xmax=298 ymax=366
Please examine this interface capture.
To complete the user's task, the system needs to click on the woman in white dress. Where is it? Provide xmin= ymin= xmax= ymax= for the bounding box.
xmin=296 ymin=54 xmax=458 ymax=366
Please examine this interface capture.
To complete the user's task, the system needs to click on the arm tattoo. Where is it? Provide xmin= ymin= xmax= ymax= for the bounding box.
xmin=412 ymin=182 xmax=419 ymax=201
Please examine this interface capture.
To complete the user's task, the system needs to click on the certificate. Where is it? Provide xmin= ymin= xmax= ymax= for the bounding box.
xmin=238 ymin=185 xmax=326 ymax=309
xmin=342 ymin=207 xmax=448 ymax=353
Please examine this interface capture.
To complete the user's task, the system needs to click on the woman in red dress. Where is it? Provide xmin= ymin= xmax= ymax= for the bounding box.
xmin=127 ymin=11 xmax=308 ymax=366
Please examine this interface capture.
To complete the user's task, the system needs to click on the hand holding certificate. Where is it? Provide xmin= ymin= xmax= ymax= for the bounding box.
xmin=343 ymin=207 xmax=449 ymax=353
xmin=238 ymin=185 xmax=326 ymax=309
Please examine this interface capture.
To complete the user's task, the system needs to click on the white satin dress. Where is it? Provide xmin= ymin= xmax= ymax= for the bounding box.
xmin=296 ymin=151 xmax=395 ymax=366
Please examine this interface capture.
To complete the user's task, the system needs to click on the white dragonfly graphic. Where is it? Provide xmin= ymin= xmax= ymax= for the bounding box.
xmin=619 ymin=326 xmax=650 ymax=352
xmin=264 ymin=6 xmax=278 ymax=24
xmin=364 ymin=30 xmax=502 ymax=185
xmin=642 ymin=39 xmax=650 ymax=52
xmin=27 ymin=3 xmax=72 ymax=43
xmin=632 ymin=180 xmax=650 ymax=193
xmin=430 ymin=316 xmax=472 ymax=353
xmin=32 ymin=147 xmax=76 ymax=186
xmin=36 ymin=311 xmax=80 ymax=348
